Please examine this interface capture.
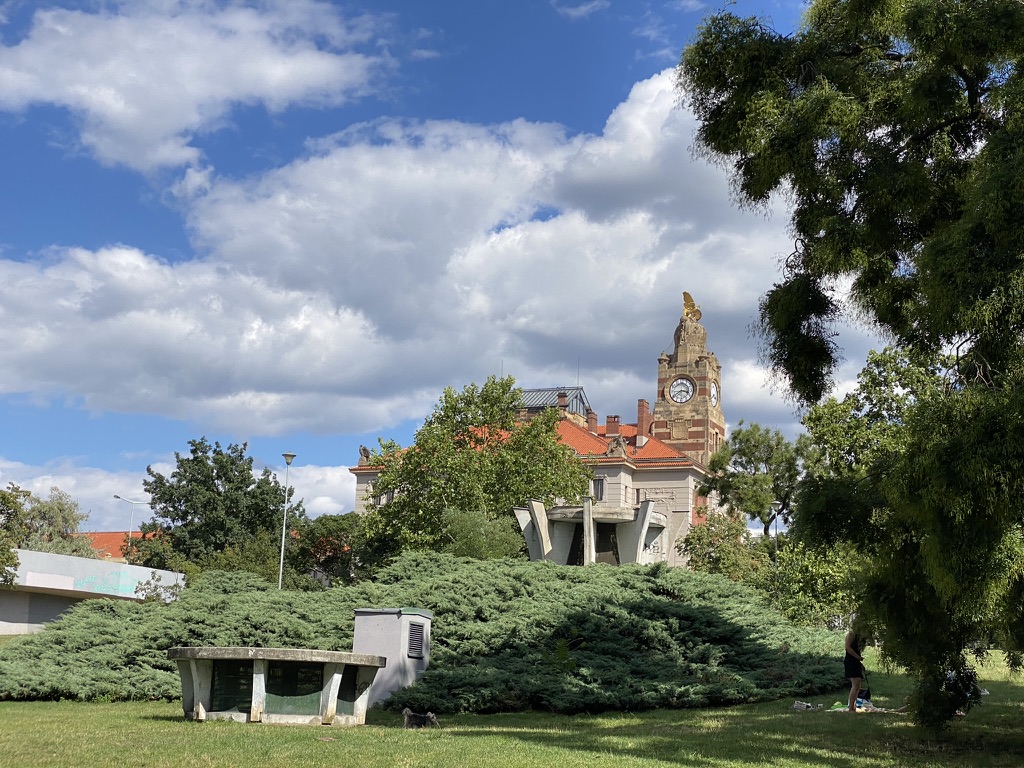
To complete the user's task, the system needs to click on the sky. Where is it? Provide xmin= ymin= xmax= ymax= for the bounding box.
xmin=0 ymin=0 xmax=884 ymax=533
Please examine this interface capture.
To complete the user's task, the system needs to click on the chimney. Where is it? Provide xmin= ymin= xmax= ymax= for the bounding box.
xmin=557 ymin=390 xmax=568 ymax=415
xmin=586 ymin=408 xmax=598 ymax=433
xmin=606 ymin=415 xmax=620 ymax=436
xmin=637 ymin=399 xmax=651 ymax=436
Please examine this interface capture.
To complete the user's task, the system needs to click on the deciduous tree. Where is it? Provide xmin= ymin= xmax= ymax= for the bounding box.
xmin=681 ymin=0 xmax=1024 ymax=726
xmin=135 ymin=438 xmax=305 ymax=575
xmin=679 ymin=508 xmax=769 ymax=582
xmin=364 ymin=376 xmax=590 ymax=556
xmin=698 ymin=421 xmax=815 ymax=537
xmin=293 ymin=513 xmax=374 ymax=585
xmin=1 ymin=484 xmax=96 ymax=580
xmin=0 ymin=484 xmax=28 ymax=584
xmin=18 ymin=487 xmax=96 ymax=559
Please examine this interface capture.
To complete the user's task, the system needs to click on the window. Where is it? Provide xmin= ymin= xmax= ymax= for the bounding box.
xmin=635 ymin=488 xmax=642 ymax=505
xmin=591 ymin=477 xmax=605 ymax=502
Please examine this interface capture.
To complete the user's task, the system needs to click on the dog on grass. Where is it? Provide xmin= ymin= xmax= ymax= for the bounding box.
xmin=402 ymin=707 xmax=439 ymax=728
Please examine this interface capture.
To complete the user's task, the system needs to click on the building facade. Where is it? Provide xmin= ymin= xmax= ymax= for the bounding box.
xmin=350 ymin=292 xmax=726 ymax=567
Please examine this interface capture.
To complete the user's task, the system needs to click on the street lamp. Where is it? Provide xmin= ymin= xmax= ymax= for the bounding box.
xmin=278 ymin=452 xmax=297 ymax=590
xmin=113 ymin=495 xmax=151 ymax=560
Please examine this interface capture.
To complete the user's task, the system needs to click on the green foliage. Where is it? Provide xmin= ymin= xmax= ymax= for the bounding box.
xmin=0 ymin=554 xmax=842 ymax=713
xmin=292 ymin=513 xmax=373 ymax=585
xmin=1 ymin=485 xmax=96 ymax=577
xmin=803 ymin=348 xmax=948 ymax=481
xmin=0 ymin=545 xmax=15 ymax=586
xmin=20 ymin=488 xmax=97 ymax=559
xmin=681 ymin=0 xmax=1024 ymax=727
xmin=0 ymin=484 xmax=29 ymax=584
xmin=699 ymin=421 xmax=815 ymax=536
xmin=753 ymin=540 xmax=861 ymax=630
xmin=796 ymin=347 xmax=947 ymax=551
xmin=682 ymin=514 xmax=857 ymax=630
xmin=680 ymin=1 xmax=1024 ymax=401
xmin=439 ymin=508 xmax=526 ymax=559
xmin=797 ymin=348 xmax=1024 ymax=724
xmin=364 ymin=376 xmax=590 ymax=556
xmin=134 ymin=438 xmax=306 ymax=574
xmin=679 ymin=510 xmax=769 ymax=582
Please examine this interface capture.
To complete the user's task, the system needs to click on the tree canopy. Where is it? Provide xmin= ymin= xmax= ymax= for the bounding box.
xmin=291 ymin=513 xmax=372 ymax=586
xmin=1 ymin=484 xmax=96 ymax=583
xmin=135 ymin=438 xmax=305 ymax=577
xmin=681 ymin=0 xmax=1024 ymax=726
xmin=681 ymin=0 xmax=1024 ymax=403
xmin=697 ymin=421 xmax=815 ymax=537
xmin=363 ymin=376 xmax=591 ymax=558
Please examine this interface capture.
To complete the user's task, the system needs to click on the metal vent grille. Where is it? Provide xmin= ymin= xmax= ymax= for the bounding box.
xmin=408 ymin=622 xmax=425 ymax=659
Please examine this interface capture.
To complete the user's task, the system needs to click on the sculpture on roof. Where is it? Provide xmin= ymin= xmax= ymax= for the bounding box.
xmin=683 ymin=291 xmax=702 ymax=322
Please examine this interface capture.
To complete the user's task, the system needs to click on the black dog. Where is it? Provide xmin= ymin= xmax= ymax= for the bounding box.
xmin=402 ymin=707 xmax=439 ymax=728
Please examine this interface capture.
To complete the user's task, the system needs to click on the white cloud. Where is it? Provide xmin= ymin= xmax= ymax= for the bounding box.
xmin=0 ymin=0 xmax=389 ymax=170
xmin=0 ymin=456 xmax=353 ymax=532
xmin=552 ymin=1 xmax=611 ymax=20
xmin=0 ymin=68 xmax=884 ymax=447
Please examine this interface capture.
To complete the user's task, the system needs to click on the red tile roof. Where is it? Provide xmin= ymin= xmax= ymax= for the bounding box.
xmin=353 ymin=416 xmax=697 ymax=471
xmin=75 ymin=531 xmax=142 ymax=559
xmin=556 ymin=419 xmax=612 ymax=455
xmin=557 ymin=419 xmax=694 ymax=467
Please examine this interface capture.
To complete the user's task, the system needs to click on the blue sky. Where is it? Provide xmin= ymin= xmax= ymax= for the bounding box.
xmin=0 ymin=0 xmax=879 ymax=532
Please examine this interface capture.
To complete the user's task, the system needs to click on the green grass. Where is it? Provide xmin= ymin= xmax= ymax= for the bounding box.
xmin=1 ymin=656 xmax=1020 ymax=768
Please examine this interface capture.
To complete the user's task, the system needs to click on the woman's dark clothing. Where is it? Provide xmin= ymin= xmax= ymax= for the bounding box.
xmin=844 ymin=634 xmax=864 ymax=679
xmin=844 ymin=653 xmax=864 ymax=679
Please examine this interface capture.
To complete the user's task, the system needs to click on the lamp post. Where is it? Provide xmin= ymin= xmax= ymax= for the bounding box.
xmin=278 ymin=452 xmax=297 ymax=590
xmin=113 ymin=495 xmax=150 ymax=561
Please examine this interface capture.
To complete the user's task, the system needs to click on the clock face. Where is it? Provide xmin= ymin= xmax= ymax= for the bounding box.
xmin=669 ymin=377 xmax=695 ymax=403
xmin=710 ymin=381 xmax=720 ymax=407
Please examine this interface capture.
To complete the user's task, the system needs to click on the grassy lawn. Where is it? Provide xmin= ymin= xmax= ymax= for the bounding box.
xmin=1 ymin=656 xmax=1020 ymax=768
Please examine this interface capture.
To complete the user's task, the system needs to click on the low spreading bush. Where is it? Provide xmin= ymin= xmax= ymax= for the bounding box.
xmin=0 ymin=553 xmax=844 ymax=712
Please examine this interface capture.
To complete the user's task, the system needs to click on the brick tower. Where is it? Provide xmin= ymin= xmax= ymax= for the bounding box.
xmin=650 ymin=292 xmax=725 ymax=465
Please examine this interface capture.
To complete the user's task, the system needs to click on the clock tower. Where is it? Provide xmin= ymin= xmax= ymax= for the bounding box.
xmin=650 ymin=292 xmax=725 ymax=466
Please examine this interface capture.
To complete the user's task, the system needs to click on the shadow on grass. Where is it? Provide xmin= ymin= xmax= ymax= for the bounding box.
xmin=434 ymin=669 xmax=1024 ymax=767
xmin=140 ymin=712 xmax=188 ymax=722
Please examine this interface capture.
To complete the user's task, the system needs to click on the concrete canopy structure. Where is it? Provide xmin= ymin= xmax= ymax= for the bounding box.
xmin=1 ymin=549 xmax=184 ymax=634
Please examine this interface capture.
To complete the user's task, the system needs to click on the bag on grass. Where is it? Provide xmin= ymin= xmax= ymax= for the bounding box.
xmin=858 ymin=670 xmax=871 ymax=701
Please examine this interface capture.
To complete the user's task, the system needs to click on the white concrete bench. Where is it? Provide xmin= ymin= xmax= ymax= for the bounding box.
xmin=167 ymin=646 xmax=386 ymax=726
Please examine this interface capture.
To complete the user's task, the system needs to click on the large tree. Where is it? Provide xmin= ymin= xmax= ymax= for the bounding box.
xmin=796 ymin=347 xmax=947 ymax=547
xmin=135 ymin=438 xmax=305 ymax=574
xmin=18 ymin=487 xmax=96 ymax=559
xmin=698 ymin=421 xmax=815 ymax=537
xmin=681 ymin=1 xmax=1024 ymax=725
xmin=363 ymin=376 xmax=591 ymax=557
xmin=681 ymin=0 xmax=1024 ymax=403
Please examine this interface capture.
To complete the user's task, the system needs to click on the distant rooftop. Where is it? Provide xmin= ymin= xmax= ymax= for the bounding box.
xmin=519 ymin=387 xmax=591 ymax=416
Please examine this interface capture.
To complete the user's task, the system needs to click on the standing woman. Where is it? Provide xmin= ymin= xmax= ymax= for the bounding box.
xmin=845 ymin=628 xmax=865 ymax=712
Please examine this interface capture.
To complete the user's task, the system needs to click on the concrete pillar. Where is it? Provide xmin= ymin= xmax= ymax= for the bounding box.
xmin=582 ymin=497 xmax=596 ymax=565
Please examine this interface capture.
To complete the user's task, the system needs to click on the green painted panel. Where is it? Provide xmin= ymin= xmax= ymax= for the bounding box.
xmin=211 ymin=660 xmax=253 ymax=713
xmin=266 ymin=661 xmax=323 ymax=717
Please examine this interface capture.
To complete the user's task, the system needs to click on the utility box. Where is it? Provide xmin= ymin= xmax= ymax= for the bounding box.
xmin=352 ymin=607 xmax=432 ymax=707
